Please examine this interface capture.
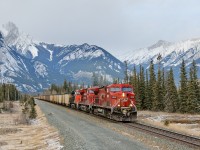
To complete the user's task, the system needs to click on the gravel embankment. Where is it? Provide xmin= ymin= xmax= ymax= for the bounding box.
xmin=36 ymin=100 xmax=196 ymax=150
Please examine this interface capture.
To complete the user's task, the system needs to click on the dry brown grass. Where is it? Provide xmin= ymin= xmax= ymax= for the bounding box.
xmin=0 ymin=101 xmax=62 ymax=150
xmin=138 ymin=110 xmax=200 ymax=137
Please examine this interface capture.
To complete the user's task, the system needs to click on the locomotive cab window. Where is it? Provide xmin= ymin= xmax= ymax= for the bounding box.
xmin=110 ymin=87 xmax=121 ymax=92
xmin=122 ymin=87 xmax=132 ymax=92
xmin=75 ymin=91 xmax=80 ymax=95
xmin=88 ymin=90 xmax=94 ymax=94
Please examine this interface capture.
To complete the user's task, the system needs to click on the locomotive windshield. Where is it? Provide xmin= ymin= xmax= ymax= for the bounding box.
xmin=110 ymin=87 xmax=121 ymax=92
xmin=88 ymin=90 xmax=94 ymax=94
xmin=122 ymin=87 xmax=132 ymax=92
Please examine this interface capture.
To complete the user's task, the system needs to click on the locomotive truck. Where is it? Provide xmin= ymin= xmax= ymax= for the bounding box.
xmin=38 ymin=83 xmax=137 ymax=122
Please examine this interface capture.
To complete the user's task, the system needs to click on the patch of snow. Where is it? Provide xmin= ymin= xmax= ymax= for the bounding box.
xmin=28 ymin=45 xmax=38 ymax=58
xmin=46 ymin=138 xmax=63 ymax=150
xmin=34 ymin=61 xmax=48 ymax=77
xmin=59 ymin=49 xmax=104 ymax=64
xmin=30 ymin=119 xmax=40 ymax=125
xmin=74 ymin=71 xmax=93 ymax=79
xmin=38 ymin=83 xmax=43 ymax=89
xmin=22 ymin=84 xmax=37 ymax=92
xmin=147 ymin=115 xmax=168 ymax=122
xmin=42 ymin=45 xmax=53 ymax=61
xmin=19 ymin=58 xmax=28 ymax=71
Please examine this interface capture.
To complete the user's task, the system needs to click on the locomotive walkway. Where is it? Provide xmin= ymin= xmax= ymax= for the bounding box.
xmin=36 ymin=100 xmax=148 ymax=150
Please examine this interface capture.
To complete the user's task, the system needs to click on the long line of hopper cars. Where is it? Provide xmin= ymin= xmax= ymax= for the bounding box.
xmin=38 ymin=83 xmax=137 ymax=122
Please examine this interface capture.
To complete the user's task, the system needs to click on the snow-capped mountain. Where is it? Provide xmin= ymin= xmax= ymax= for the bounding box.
xmin=1 ymin=22 xmax=200 ymax=92
xmin=122 ymin=39 xmax=200 ymax=82
xmin=0 ymin=23 xmax=124 ymax=92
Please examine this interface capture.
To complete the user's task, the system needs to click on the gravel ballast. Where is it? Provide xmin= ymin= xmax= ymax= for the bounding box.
xmin=36 ymin=100 xmax=196 ymax=150
xmin=36 ymin=100 xmax=148 ymax=150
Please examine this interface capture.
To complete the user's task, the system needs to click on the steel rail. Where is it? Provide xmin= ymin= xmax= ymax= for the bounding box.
xmin=124 ymin=122 xmax=200 ymax=149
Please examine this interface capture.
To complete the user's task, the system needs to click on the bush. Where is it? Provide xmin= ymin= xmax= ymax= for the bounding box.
xmin=164 ymin=120 xmax=170 ymax=126
xmin=29 ymin=105 xmax=37 ymax=119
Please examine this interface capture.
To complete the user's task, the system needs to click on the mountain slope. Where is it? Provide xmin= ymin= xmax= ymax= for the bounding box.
xmin=122 ymin=39 xmax=200 ymax=82
xmin=1 ymin=22 xmax=199 ymax=92
xmin=0 ymin=23 xmax=124 ymax=92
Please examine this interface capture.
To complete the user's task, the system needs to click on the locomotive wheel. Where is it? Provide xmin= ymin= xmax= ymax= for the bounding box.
xmin=89 ymin=108 xmax=94 ymax=114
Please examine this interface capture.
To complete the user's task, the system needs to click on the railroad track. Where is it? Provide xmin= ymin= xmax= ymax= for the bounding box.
xmin=124 ymin=122 xmax=200 ymax=149
xmin=69 ymin=107 xmax=200 ymax=148
xmin=37 ymin=100 xmax=200 ymax=149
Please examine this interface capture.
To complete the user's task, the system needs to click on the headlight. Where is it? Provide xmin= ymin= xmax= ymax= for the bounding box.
xmin=117 ymin=104 xmax=120 ymax=107
xmin=122 ymin=93 xmax=125 ymax=97
xmin=129 ymin=104 xmax=133 ymax=107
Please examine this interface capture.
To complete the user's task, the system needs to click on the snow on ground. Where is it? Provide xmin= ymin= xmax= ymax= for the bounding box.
xmin=138 ymin=111 xmax=200 ymax=137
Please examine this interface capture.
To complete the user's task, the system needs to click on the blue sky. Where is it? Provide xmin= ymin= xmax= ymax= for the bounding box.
xmin=0 ymin=0 xmax=200 ymax=57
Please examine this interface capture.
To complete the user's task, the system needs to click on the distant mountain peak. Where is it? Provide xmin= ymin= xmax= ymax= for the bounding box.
xmin=148 ymin=40 xmax=171 ymax=49
xmin=2 ymin=22 xmax=20 ymax=45
xmin=0 ymin=23 xmax=124 ymax=92
xmin=80 ymin=43 xmax=94 ymax=50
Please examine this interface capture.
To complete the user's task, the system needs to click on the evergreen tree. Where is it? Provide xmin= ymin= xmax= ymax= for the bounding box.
xmin=29 ymin=105 xmax=37 ymax=119
xmin=80 ymin=82 xmax=85 ymax=89
xmin=131 ymin=66 xmax=140 ymax=109
xmin=103 ymin=75 xmax=108 ymax=85
xmin=113 ymin=78 xmax=118 ymax=84
xmin=162 ymin=68 xmax=166 ymax=97
xmin=145 ymin=70 xmax=151 ymax=110
xmin=63 ymin=79 xmax=68 ymax=93
xmin=187 ymin=68 xmax=198 ymax=113
xmin=2 ymin=83 xmax=6 ymax=100
xmin=99 ymin=75 xmax=104 ymax=86
xmin=190 ymin=60 xmax=200 ymax=112
xmin=132 ymin=66 xmax=137 ymax=88
xmin=136 ymin=75 xmax=141 ymax=109
xmin=153 ymin=69 xmax=164 ymax=111
xmin=92 ymin=72 xmax=98 ymax=86
xmin=124 ymin=60 xmax=129 ymax=83
xmin=139 ymin=65 xmax=145 ymax=109
xmin=0 ymin=85 xmax=3 ymax=102
xmin=148 ymin=60 xmax=156 ymax=110
xmin=179 ymin=59 xmax=188 ymax=113
xmin=68 ymin=82 xmax=73 ymax=93
xmin=164 ymin=68 xmax=179 ymax=112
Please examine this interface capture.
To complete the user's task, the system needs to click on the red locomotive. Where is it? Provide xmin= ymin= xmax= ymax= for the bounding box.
xmin=38 ymin=83 xmax=137 ymax=122
xmin=70 ymin=83 xmax=137 ymax=122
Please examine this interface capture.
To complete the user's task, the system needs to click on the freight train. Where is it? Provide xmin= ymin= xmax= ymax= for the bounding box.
xmin=38 ymin=83 xmax=137 ymax=122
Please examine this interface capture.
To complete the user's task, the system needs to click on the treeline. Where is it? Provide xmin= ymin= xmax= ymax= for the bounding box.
xmin=45 ymin=73 xmax=110 ymax=95
xmin=0 ymin=83 xmax=37 ymax=120
xmin=44 ymin=80 xmax=82 ymax=95
xmin=92 ymin=72 xmax=110 ymax=86
xmin=129 ymin=59 xmax=200 ymax=114
xmin=0 ymin=83 xmax=20 ymax=102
